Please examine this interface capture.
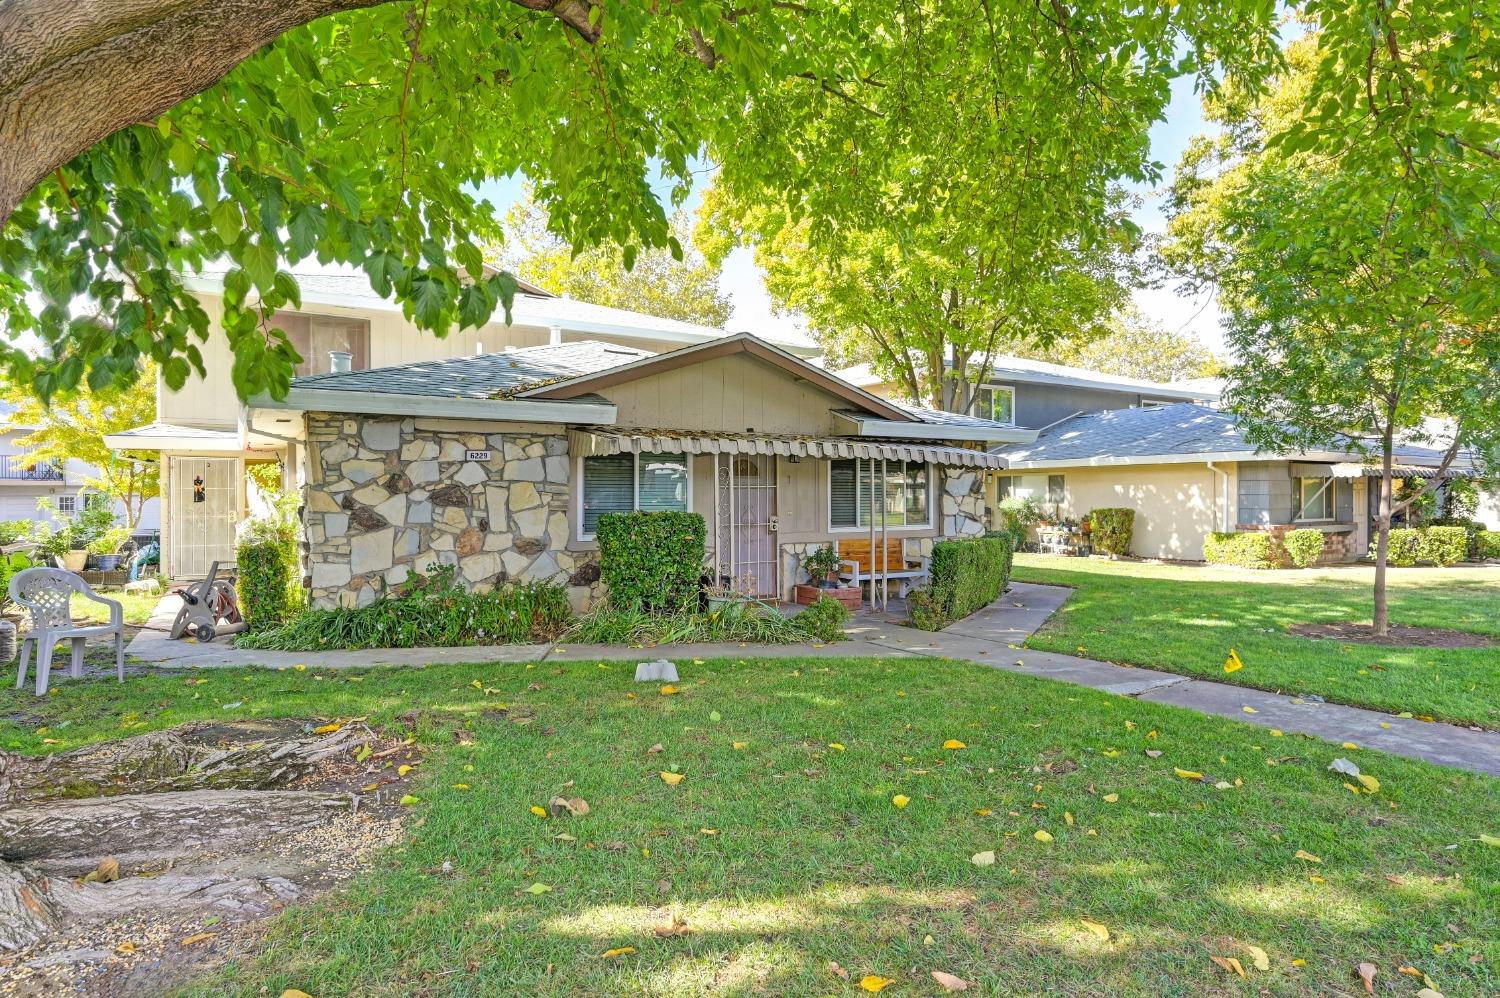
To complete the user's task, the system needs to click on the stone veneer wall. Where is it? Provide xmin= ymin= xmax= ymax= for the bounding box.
xmin=302 ymin=413 xmax=596 ymax=609
xmin=941 ymin=470 xmax=988 ymax=538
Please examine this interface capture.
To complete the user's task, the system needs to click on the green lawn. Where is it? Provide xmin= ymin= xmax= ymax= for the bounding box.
xmin=1012 ymin=555 xmax=1500 ymax=731
xmin=2 ymin=656 xmax=1496 ymax=996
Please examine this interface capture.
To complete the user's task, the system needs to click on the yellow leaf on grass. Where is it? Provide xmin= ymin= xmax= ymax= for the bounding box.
xmin=312 ymin=722 xmax=341 ymax=734
xmin=699 ymin=828 xmax=718 ymax=836
xmin=451 ymin=783 xmax=470 ymax=790
xmin=971 ymin=850 xmax=996 ymax=866
xmin=398 ymin=794 xmax=419 ymax=806
xmin=1294 ymin=849 xmax=1322 ymax=863
xmin=974 ymin=807 xmax=992 ymax=816
xmin=531 ymin=805 xmax=548 ymax=818
xmin=732 ymin=741 xmax=747 ymax=750
xmin=1307 ymin=874 xmax=1326 ymax=884
xmin=1291 ymin=959 xmax=1307 ymax=967
xmin=1210 ymin=955 xmax=1246 ymax=978
xmin=660 ymin=771 xmax=685 ymax=786
xmin=1480 ymin=833 xmax=1500 ymax=847
xmin=943 ymin=739 xmax=967 ymax=750
xmin=829 ymin=743 xmax=846 ymax=751
xmin=601 ymin=946 xmax=636 ymax=958
xmin=860 ymin=976 xmax=895 ymax=993
xmin=1102 ymin=749 xmax=1121 ymax=758
xmin=1033 ymin=829 xmax=1054 ymax=843
xmin=660 ymin=685 xmax=679 ymax=696
xmin=1064 ymin=812 xmax=1075 ymax=826
xmin=1174 ymin=769 xmax=1203 ymax=781
xmin=398 ymin=764 xmax=414 ymax=776
xmin=1080 ymin=919 xmax=1109 ymax=941
xmin=892 ymin=794 xmax=911 ymax=809
xmin=279 ymin=992 xmax=314 ymax=998
xmin=1247 ymin=945 xmax=1270 ymax=971
xmin=1342 ymin=742 xmax=1359 ymax=750
xmin=523 ymin=882 xmax=552 ymax=894
xmin=1103 ymin=793 xmax=1119 ymax=803
xmin=1224 ymin=649 xmax=1244 ymax=673
xmin=931 ymin=970 xmax=970 ymax=991
xmin=1356 ymin=774 xmax=1381 ymax=793
xmin=1269 ymin=729 xmax=1284 ymax=737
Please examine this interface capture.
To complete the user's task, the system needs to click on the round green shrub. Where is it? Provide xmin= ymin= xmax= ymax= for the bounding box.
xmin=1385 ymin=528 xmax=1422 ymax=567
xmin=1089 ymin=508 xmax=1135 ymax=557
xmin=1282 ymin=528 xmax=1326 ymax=568
xmin=1418 ymin=525 xmax=1468 ymax=566
xmin=794 ymin=595 xmax=852 ymax=642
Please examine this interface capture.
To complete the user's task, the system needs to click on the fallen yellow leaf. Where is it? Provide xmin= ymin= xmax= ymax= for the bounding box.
xmin=971 ymin=850 xmax=996 ymax=866
xmin=1294 ymin=849 xmax=1322 ymax=863
xmin=1342 ymin=742 xmax=1359 ymax=750
xmin=601 ymin=946 xmax=636 ymax=958
xmin=522 ymin=882 xmax=552 ymax=894
xmin=312 ymin=722 xmax=342 ymax=734
xmin=397 ymin=764 xmax=414 ymax=776
xmin=860 ymin=976 xmax=895 ymax=993
xmin=1356 ymin=774 xmax=1381 ymax=793
xmin=943 ymin=739 xmax=967 ymax=750
xmin=660 ymin=771 xmax=685 ymax=786
xmin=530 ymin=805 xmax=548 ymax=818
xmin=1210 ymin=955 xmax=1246 ymax=978
xmin=1080 ymin=919 xmax=1109 ymax=941
xmin=660 ymin=685 xmax=679 ymax=696
xmin=115 ymin=941 xmax=137 ymax=955
xmin=732 ymin=741 xmax=748 ymax=750
xmin=1241 ymin=706 xmax=1257 ymax=714
xmin=1247 ymin=945 xmax=1270 ymax=971
xmin=1269 ymin=729 xmax=1284 ymax=737
xmin=1174 ymin=769 xmax=1203 ymax=781
xmin=1102 ymin=793 xmax=1119 ymax=803
xmin=1480 ymin=833 xmax=1500 ymax=848
xmin=180 ymin=932 xmax=216 ymax=946
xmin=398 ymin=794 xmax=419 ymax=806
xmin=828 ymin=742 xmax=846 ymax=751
xmin=973 ymin=807 xmax=992 ymax=816
xmin=1033 ymin=829 xmax=1054 ymax=843
xmin=931 ymin=970 xmax=970 ymax=991
xmin=892 ymin=794 xmax=910 ymax=809
xmin=1224 ymin=649 xmax=1244 ymax=673
xmin=279 ymin=992 xmax=314 ymax=998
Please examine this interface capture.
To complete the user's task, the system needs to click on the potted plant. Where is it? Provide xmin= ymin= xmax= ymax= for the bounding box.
xmin=88 ymin=527 xmax=132 ymax=572
xmin=802 ymin=545 xmax=842 ymax=589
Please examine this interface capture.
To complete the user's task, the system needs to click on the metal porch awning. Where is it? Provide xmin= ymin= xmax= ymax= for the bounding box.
xmin=568 ymin=428 xmax=1010 ymax=469
xmin=1326 ymin=462 xmax=1481 ymax=480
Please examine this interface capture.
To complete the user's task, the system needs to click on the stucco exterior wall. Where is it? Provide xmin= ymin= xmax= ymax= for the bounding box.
xmin=1051 ymin=463 xmax=1229 ymax=561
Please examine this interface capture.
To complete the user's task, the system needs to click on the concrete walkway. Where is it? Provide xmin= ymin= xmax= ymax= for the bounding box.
xmin=127 ymin=583 xmax=1500 ymax=776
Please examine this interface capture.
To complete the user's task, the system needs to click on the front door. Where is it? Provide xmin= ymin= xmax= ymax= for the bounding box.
xmin=169 ymin=457 xmax=240 ymax=580
xmin=731 ymin=455 xmax=777 ymax=597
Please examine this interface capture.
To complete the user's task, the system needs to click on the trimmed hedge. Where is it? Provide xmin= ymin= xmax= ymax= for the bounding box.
xmin=237 ymin=541 xmax=295 ymax=631
xmin=597 ymin=510 xmax=706 ymax=613
xmin=1282 ymin=528 xmax=1326 ymax=568
xmin=1481 ymin=531 xmax=1500 ymax=562
xmin=908 ymin=536 xmax=1013 ymax=631
xmin=1386 ymin=528 xmax=1422 ymax=567
xmin=1089 ymin=508 xmax=1135 ymax=557
xmin=1204 ymin=531 xmax=1276 ymax=569
xmin=1418 ymin=525 xmax=1468 ymax=567
xmin=1431 ymin=516 xmax=1485 ymax=560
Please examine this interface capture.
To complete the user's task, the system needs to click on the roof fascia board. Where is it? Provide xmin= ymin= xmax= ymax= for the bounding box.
xmin=981 ymin=373 xmax=1207 ymax=400
xmin=1001 ymin=449 xmax=1369 ymax=469
xmin=102 ymin=432 xmax=244 ymax=452
xmin=520 ymin=333 xmax=914 ymax=422
xmin=251 ymin=388 xmax=617 ymax=424
xmin=835 ymin=411 xmax=1038 ymax=444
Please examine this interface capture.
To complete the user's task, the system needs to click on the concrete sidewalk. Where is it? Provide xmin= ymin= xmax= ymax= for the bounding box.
xmin=127 ymin=581 xmax=1500 ymax=776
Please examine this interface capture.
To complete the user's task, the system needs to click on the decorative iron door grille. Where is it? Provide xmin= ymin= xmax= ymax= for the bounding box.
xmin=713 ymin=454 xmax=778 ymax=598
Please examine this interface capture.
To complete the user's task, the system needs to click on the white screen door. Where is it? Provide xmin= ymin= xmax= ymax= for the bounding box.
xmin=731 ymin=455 xmax=777 ymax=597
xmin=170 ymin=457 xmax=240 ymax=579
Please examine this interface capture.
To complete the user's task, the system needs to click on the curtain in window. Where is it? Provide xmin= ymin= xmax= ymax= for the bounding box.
xmin=829 ymin=459 xmax=929 ymax=528
xmin=638 ymin=453 xmax=688 ymax=512
xmin=582 ymin=454 xmax=634 ymax=533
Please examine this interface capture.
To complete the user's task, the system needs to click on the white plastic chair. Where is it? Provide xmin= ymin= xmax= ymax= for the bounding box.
xmin=9 ymin=567 xmax=125 ymax=696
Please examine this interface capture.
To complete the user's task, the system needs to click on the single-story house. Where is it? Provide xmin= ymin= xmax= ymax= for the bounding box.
xmin=238 ymin=333 xmax=1028 ymax=609
xmin=991 ymin=403 xmax=1479 ymax=562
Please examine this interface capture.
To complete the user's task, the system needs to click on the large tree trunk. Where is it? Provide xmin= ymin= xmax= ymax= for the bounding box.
xmin=0 ymin=788 xmax=355 ymax=866
xmin=0 ymin=860 xmax=66 ymax=952
xmin=0 ymin=719 xmax=375 ymax=805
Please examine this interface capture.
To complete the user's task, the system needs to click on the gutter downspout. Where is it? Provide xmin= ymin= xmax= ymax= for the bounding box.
xmin=1206 ymin=461 xmax=1231 ymax=531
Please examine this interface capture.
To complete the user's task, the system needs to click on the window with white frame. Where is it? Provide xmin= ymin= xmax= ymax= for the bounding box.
xmin=829 ymin=459 xmax=930 ymax=529
xmin=55 ymin=494 xmax=76 ymax=515
xmin=972 ymin=385 xmax=1016 ymax=425
xmin=997 ymin=474 xmax=1056 ymax=502
xmin=1297 ymin=477 xmax=1333 ymax=521
xmin=580 ymin=452 xmax=689 ymax=536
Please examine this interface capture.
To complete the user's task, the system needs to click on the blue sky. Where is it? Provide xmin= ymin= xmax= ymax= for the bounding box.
xmin=477 ymin=72 xmax=1227 ymax=354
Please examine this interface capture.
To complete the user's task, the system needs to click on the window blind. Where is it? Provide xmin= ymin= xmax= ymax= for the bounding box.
xmin=582 ymin=454 xmax=634 ymax=533
xmin=638 ymin=453 xmax=688 ymax=512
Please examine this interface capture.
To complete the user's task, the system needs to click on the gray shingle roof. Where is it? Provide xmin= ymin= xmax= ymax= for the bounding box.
xmin=289 ymin=341 xmax=656 ymax=399
xmin=996 ymin=403 xmax=1462 ymax=466
xmin=832 ymin=405 xmax=1019 ymax=431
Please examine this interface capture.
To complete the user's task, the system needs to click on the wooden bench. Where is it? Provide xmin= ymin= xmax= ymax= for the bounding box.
xmin=837 ymin=538 xmax=930 ymax=598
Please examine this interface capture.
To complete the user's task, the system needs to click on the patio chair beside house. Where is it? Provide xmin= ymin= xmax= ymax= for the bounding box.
xmin=10 ymin=567 xmax=125 ymax=696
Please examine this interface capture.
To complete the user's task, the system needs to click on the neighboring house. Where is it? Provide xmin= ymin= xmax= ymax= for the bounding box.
xmin=0 ymin=401 xmax=84 ymax=524
xmin=0 ymin=401 xmax=161 ymax=536
xmin=992 ymin=403 xmax=1476 ymax=562
xmin=106 ymin=269 xmax=1021 ymax=593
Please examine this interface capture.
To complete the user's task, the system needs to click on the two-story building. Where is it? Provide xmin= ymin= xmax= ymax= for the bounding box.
xmin=106 ymin=269 xmax=1027 ymax=603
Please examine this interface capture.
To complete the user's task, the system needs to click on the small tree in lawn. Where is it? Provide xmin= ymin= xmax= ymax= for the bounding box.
xmin=1 ymin=366 xmax=160 ymax=529
xmin=1166 ymin=35 xmax=1500 ymax=636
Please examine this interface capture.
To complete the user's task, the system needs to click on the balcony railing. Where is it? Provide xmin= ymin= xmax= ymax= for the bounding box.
xmin=0 ymin=454 xmax=64 ymax=481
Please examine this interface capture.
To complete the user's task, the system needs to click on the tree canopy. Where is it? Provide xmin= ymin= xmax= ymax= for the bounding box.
xmin=1 ymin=0 xmax=1286 ymax=405
xmin=1164 ymin=31 xmax=1500 ymax=633
xmin=1043 ymin=309 xmax=1218 ymax=385
xmin=499 ymin=189 xmax=732 ymax=328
